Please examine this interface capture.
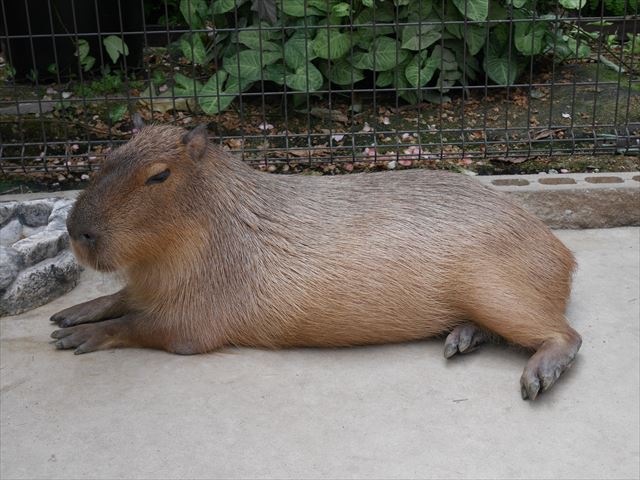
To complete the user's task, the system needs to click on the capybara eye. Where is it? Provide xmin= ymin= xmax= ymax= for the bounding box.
xmin=145 ymin=169 xmax=171 ymax=185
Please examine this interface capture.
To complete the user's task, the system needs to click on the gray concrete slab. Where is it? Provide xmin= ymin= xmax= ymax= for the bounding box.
xmin=1 ymin=228 xmax=639 ymax=480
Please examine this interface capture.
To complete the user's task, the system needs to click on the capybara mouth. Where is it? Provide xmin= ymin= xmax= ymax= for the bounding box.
xmin=69 ymin=239 xmax=116 ymax=272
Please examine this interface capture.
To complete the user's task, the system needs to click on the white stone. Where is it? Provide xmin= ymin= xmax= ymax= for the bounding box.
xmin=0 ymin=219 xmax=23 ymax=247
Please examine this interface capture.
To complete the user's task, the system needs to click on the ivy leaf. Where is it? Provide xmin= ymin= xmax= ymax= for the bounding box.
xmin=452 ymin=0 xmax=489 ymax=22
xmin=103 ymin=35 xmax=129 ymax=64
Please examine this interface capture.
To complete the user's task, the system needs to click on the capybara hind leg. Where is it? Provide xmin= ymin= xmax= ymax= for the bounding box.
xmin=520 ymin=328 xmax=582 ymax=400
xmin=471 ymin=307 xmax=582 ymax=400
xmin=50 ymin=290 xmax=128 ymax=327
xmin=443 ymin=322 xmax=494 ymax=359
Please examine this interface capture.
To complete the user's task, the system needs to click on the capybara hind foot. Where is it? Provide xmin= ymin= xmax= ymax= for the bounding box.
xmin=50 ymin=291 xmax=128 ymax=327
xmin=520 ymin=333 xmax=582 ymax=400
xmin=444 ymin=323 xmax=493 ymax=359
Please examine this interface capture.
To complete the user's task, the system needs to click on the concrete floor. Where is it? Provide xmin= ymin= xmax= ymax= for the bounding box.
xmin=1 ymin=228 xmax=638 ymax=480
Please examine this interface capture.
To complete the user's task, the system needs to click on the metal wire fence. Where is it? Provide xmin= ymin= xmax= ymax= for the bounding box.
xmin=0 ymin=0 xmax=638 ymax=180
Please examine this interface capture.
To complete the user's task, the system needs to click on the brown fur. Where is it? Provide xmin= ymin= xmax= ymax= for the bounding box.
xmin=51 ymin=124 xmax=582 ymax=400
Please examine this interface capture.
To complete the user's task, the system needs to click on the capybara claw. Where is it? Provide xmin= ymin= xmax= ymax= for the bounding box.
xmin=443 ymin=323 xmax=489 ymax=359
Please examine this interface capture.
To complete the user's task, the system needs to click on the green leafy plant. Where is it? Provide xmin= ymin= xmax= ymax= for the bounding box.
xmin=75 ymin=39 xmax=96 ymax=72
xmin=143 ymin=0 xmax=595 ymax=114
xmin=103 ymin=36 xmax=130 ymax=64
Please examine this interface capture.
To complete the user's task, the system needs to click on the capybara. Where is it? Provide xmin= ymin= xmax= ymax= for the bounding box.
xmin=51 ymin=121 xmax=582 ymax=400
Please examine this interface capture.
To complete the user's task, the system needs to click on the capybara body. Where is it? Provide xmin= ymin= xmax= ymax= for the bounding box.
xmin=52 ymin=123 xmax=582 ymax=400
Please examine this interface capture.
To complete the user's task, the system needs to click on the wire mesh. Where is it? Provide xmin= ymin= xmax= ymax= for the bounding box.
xmin=0 ymin=0 xmax=638 ymax=180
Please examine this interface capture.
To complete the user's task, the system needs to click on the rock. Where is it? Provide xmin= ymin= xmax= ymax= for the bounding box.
xmin=0 ymin=219 xmax=23 ymax=247
xmin=18 ymin=199 xmax=54 ymax=227
xmin=48 ymin=199 xmax=74 ymax=230
xmin=0 ymin=201 xmax=17 ymax=226
xmin=21 ymin=225 xmax=46 ymax=237
xmin=0 ymin=246 xmax=22 ymax=291
xmin=0 ymin=251 xmax=82 ymax=317
xmin=387 ymin=160 xmax=397 ymax=170
xmin=12 ymin=229 xmax=69 ymax=266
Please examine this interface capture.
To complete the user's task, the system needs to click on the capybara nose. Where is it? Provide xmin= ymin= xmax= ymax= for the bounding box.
xmin=67 ymin=221 xmax=97 ymax=248
xmin=79 ymin=231 xmax=96 ymax=246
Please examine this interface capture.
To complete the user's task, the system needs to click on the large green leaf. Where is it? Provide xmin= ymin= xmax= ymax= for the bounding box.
xmin=405 ymin=50 xmax=440 ymax=87
xmin=180 ymin=0 xmax=207 ymax=28
xmin=282 ymin=0 xmax=323 ymax=16
xmin=284 ymin=35 xmax=317 ymax=69
xmin=180 ymin=34 xmax=207 ymax=65
xmin=401 ymin=25 xmax=441 ymax=51
xmin=558 ymin=0 xmax=586 ymax=9
xmin=224 ymin=50 xmax=282 ymax=81
xmin=264 ymin=64 xmax=287 ymax=85
xmin=285 ymin=63 xmax=323 ymax=91
xmin=238 ymin=29 xmax=280 ymax=51
xmin=514 ymin=22 xmax=546 ymax=56
xmin=376 ymin=70 xmax=394 ymax=87
xmin=322 ymin=59 xmax=365 ymax=85
xmin=465 ymin=25 xmax=487 ymax=56
xmin=452 ymin=0 xmax=489 ymax=21
xmin=404 ymin=0 xmax=433 ymax=19
xmin=103 ymin=35 xmax=129 ymax=64
xmin=173 ymin=73 xmax=203 ymax=96
xmin=354 ymin=37 xmax=407 ymax=71
xmin=484 ymin=50 xmax=518 ymax=84
xmin=312 ymin=28 xmax=351 ymax=60
xmin=211 ymin=0 xmax=241 ymax=14
xmin=199 ymin=71 xmax=237 ymax=114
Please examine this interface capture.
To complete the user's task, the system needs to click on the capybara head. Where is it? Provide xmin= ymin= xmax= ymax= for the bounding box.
xmin=67 ymin=123 xmax=209 ymax=272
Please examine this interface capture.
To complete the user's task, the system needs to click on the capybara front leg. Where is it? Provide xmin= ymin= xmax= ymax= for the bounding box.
xmin=50 ymin=313 xmax=166 ymax=354
xmin=50 ymin=290 xmax=129 ymax=327
xmin=520 ymin=329 xmax=582 ymax=400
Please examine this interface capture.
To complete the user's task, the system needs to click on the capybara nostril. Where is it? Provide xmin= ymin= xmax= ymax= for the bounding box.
xmin=81 ymin=232 xmax=94 ymax=244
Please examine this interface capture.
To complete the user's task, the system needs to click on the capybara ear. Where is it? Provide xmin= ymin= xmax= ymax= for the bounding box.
xmin=181 ymin=125 xmax=209 ymax=161
xmin=132 ymin=113 xmax=145 ymax=132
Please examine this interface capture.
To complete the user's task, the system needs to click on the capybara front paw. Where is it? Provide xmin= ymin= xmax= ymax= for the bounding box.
xmin=443 ymin=323 xmax=491 ymax=359
xmin=51 ymin=319 xmax=123 ymax=355
xmin=50 ymin=306 xmax=91 ymax=328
